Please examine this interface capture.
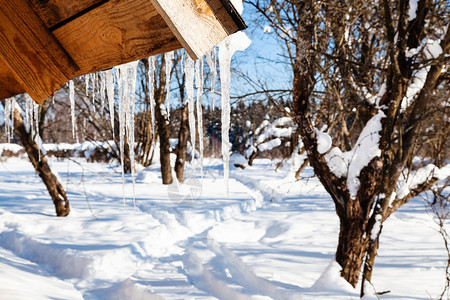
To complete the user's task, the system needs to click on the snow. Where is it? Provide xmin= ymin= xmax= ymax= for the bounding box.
xmin=326 ymin=110 xmax=385 ymax=198
xmin=0 ymin=143 xmax=23 ymax=156
xmin=0 ymin=247 xmax=83 ymax=300
xmin=396 ymin=164 xmax=450 ymax=199
xmin=257 ymin=138 xmax=282 ymax=152
xmin=0 ymin=155 xmax=447 ymax=299
xmin=255 ymin=117 xmax=295 ymax=145
xmin=370 ymin=214 xmax=382 ymax=240
xmin=230 ymin=153 xmax=248 ymax=167
xmin=230 ymin=0 xmax=244 ymax=14
xmin=408 ymin=0 xmax=418 ymax=21
xmin=365 ymin=83 xmax=386 ymax=106
xmin=310 ymin=260 xmax=355 ymax=294
xmin=315 ymin=128 xmax=332 ymax=154
xmin=402 ymin=66 xmax=429 ymax=111
xmin=405 ymin=47 xmax=419 ymax=58
xmin=245 ymin=145 xmax=257 ymax=159
xmin=424 ymin=39 xmax=443 ymax=59
xmin=287 ymin=140 xmax=307 ymax=179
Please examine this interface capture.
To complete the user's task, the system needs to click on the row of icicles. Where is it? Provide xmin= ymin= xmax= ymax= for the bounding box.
xmin=4 ymin=47 xmax=232 ymax=204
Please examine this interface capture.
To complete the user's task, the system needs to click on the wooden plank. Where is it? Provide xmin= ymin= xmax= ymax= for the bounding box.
xmin=53 ymin=0 xmax=182 ymax=75
xmin=29 ymin=0 xmax=106 ymax=29
xmin=0 ymin=62 xmax=25 ymax=100
xmin=206 ymin=0 xmax=246 ymax=34
xmin=150 ymin=0 xmax=231 ymax=60
xmin=0 ymin=0 xmax=79 ymax=104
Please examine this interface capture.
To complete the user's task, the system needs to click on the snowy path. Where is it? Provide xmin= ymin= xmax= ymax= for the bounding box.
xmin=0 ymin=157 xmax=447 ymax=299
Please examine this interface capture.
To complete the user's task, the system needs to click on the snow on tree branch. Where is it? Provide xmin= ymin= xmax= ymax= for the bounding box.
xmin=396 ymin=164 xmax=450 ymax=200
xmin=325 ymin=110 xmax=386 ymax=199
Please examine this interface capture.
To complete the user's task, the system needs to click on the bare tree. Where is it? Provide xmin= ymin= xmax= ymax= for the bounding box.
xmin=153 ymin=54 xmax=174 ymax=184
xmin=247 ymin=0 xmax=449 ymax=293
xmin=1 ymin=97 xmax=70 ymax=216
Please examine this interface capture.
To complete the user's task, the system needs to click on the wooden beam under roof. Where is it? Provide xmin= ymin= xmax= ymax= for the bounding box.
xmin=0 ymin=0 xmax=246 ymax=104
xmin=53 ymin=0 xmax=182 ymax=76
xmin=150 ymin=0 xmax=245 ymax=60
xmin=29 ymin=0 xmax=107 ymax=29
xmin=0 ymin=0 xmax=79 ymax=104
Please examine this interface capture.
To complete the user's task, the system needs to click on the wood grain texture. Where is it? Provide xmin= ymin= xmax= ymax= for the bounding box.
xmin=0 ymin=62 xmax=25 ymax=100
xmin=53 ymin=0 xmax=182 ymax=75
xmin=206 ymin=0 xmax=240 ymax=34
xmin=0 ymin=0 xmax=79 ymax=104
xmin=29 ymin=0 xmax=105 ymax=28
xmin=0 ymin=0 xmax=244 ymax=102
xmin=150 ymin=0 xmax=230 ymax=60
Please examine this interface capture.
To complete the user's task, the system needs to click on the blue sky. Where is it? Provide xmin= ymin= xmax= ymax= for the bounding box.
xmin=229 ymin=4 xmax=293 ymax=104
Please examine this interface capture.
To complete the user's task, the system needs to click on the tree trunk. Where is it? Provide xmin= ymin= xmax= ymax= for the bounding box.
xmin=247 ymin=149 xmax=258 ymax=166
xmin=294 ymin=158 xmax=309 ymax=180
xmin=360 ymin=233 xmax=380 ymax=296
xmin=12 ymin=105 xmax=70 ymax=217
xmin=335 ymin=212 xmax=369 ymax=287
xmin=175 ymin=103 xmax=189 ymax=182
xmin=155 ymin=99 xmax=173 ymax=184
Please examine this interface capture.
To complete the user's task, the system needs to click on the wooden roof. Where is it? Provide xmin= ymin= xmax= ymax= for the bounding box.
xmin=0 ymin=0 xmax=246 ymax=104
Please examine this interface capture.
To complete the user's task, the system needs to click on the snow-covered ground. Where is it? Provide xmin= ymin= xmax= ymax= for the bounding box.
xmin=0 ymin=154 xmax=447 ymax=299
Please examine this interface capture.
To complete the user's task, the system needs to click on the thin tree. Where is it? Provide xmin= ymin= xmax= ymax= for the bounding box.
xmin=1 ymin=97 xmax=70 ymax=216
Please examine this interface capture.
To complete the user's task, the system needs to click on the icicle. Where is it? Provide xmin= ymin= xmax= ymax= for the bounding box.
xmin=195 ymin=58 xmax=204 ymax=178
xmin=106 ymin=69 xmax=115 ymax=139
xmin=4 ymin=98 xmax=9 ymax=142
xmin=4 ymin=97 xmax=14 ymax=143
xmin=180 ymin=50 xmax=185 ymax=74
xmin=34 ymin=102 xmax=39 ymax=140
xmin=100 ymin=71 xmax=106 ymax=114
xmin=24 ymin=96 xmax=29 ymax=132
xmin=33 ymin=102 xmax=41 ymax=161
xmin=206 ymin=48 xmax=217 ymax=111
xmin=91 ymin=73 xmax=97 ymax=112
xmin=10 ymin=98 xmax=15 ymax=142
xmin=74 ymin=118 xmax=80 ymax=144
xmin=148 ymin=56 xmax=156 ymax=140
xmin=125 ymin=62 xmax=138 ymax=207
xmin=85 ymin=74 xmax=89 ymax=96
xmin=185 ymin=56 xmax=196 ymax=171
xmin=164 ymin=51 xmax=174 ymax=118
xmin=116 ymin=61 xmax=138 ymax=206
xmin=117 ymin=66 xmax=127 ymax=204
xmin=218 ymin=44 xmax=231 ymax=194
xmin=25 ymin=94 xmax=33 ymax=136
xmin=218 ymin=23 xmax=251 ymax=194
xmin=69 ymin=80 xmax=76 ymax=139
